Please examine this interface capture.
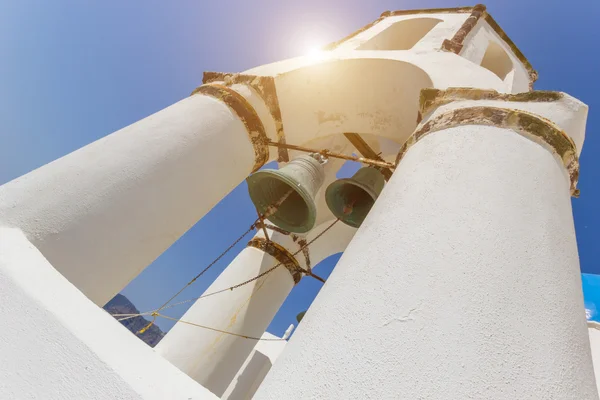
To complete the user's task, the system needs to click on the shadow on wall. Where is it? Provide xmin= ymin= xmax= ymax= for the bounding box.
xmin=225 ymin=351 xmax=272 ymax=400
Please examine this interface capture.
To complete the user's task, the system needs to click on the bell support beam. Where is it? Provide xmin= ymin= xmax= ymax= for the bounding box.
xmin=342 ymin=132 xmax=393 ymax=180
xmin=254 ymin=91 xmax=596 ymax=399
xmin=266 ymin=140 xmax=395 ymax=170
xmin=0 ymin=83 xmax=272 ymax=306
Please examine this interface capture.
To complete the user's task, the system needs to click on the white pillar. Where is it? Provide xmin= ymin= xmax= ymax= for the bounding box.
xmin=588 ymin=322 xmax=600 ymax=397
xmin=155 ymin=227 xmax=299 ymax=397
xmin=156 ymin=220 xmax=355 ymax=396
xmin=254 ymin=93 xmax=596 ymax=399
xmin=0 ymin=84 xmax=270 ymax=305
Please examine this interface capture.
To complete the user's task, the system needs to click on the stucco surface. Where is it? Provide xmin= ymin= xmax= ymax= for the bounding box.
xmin=426 ymin=93 xmax=588 ymax=155
xmin=0 ymin=228 xmax=217 ymax=400
xmin=0 ymin=93 xmax=256 ymax=306
xmin=156 ymin=228 xmax=297 ymax=397
xmin=158 ymin=203 xmax=355 ymax=395
xmin=460 ymin=19 xmax=530 ymax=92
xmin=255 ymin=124 xmax=596 ymax=399
xmin=240 ymin=8 xmax=533 ymax=155
xmin=589 ymin=323 xmax=600 ymax=397
xmin=222 ymin=332 xmax=288 ymax=400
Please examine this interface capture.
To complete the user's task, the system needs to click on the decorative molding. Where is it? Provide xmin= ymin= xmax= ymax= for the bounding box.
xmin=419 ymin=88 xmax=563 ymax=118
xmin=441 ymin=4 xmax=486 ymax=53
xmin=383 ymin=6 xmax=475 ymax=17
xmin=482 ymin=13 xmax=538 ymax=90
xmin=202 ymin=72 xmax=289 ymax=162
xmin=397 ymin=106 xmax=580 ymax=197
xmin=247 ymin=237 xmax=303 ymax=284
xmin=440 ymin=5 xmax=538 ymax=90
xmin=323 ymin=6 xmax=475 ymax=51
xmin=192 ymin=84 xmax=269 ymax=172
xmin=292 ymin=236 xmax=311 ymax=272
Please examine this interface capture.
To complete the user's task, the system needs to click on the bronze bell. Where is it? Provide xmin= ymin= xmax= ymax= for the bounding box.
xmin=247 ymin=155 xmax=326 ymax=234
xmin=325 ymin=167 xmax=385 ymax=228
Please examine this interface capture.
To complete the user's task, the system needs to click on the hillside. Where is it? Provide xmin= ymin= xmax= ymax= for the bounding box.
xmin=103 ymin=294 xmax=165 ymax=347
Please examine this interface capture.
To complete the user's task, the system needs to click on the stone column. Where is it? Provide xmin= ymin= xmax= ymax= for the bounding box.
xmin=0 ymin=83 xmax=272 ymax=306
xmin=254 ymin=90 xmax=597 ymax=399
xmin=156 ymin=220 xmax=355 ymax=397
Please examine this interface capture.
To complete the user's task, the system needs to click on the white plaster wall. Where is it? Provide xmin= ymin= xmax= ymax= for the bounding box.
xmin=0 ymin=93 xmax=259 ymax=306
xmin=245 ymin=52 xmax=512 ymax=151
xmin=460 ymin=20 xmax=530 ymax=93
xmin=0 ymin=227 xmax=217 ymax=400
xmin=255 ymin=123 xmax=596 ymax=398
xmin=156 ymin=227 xmax=299 ymax=397
xmin=334 ymin=13 xmax=470 ymax=52
xmin=222 ymin=332 xmax=288 ymax=400
xmin=425 ymin=93 xmax=588 ymax=155
xmin=239 ymin=10 xmax=534 ymax=154
xmin=589 ymin=322 xmax=600 ymax=397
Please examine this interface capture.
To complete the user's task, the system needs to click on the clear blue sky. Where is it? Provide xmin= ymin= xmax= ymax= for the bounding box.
xmin=1 ymin=0 xmax=599 ymax=335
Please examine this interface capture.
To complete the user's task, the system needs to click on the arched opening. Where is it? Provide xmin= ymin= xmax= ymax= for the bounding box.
xmin=277 ymin=58 xmax=434 ymax=145
xmin=480 ymin=41 xmax=514 ymax=80
xmin=358 ymin=18 xmax=442 ymax=51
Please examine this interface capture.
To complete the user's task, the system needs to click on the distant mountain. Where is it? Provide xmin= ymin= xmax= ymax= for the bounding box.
xmin=103 ymin=294 xmax=165 ymax=347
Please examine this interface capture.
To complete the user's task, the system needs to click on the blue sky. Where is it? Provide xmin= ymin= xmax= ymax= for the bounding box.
xmin=1 ymin=0 xmax=599 ymax=335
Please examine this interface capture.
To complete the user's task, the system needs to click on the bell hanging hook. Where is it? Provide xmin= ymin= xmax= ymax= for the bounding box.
xmin=308 ymin=152 xmax=329 ymax=165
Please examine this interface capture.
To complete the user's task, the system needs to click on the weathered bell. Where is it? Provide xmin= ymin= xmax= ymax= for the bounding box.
xmin=325 ymin=167 xmax=385 ymax=228
xmin=247 ymin=154 xmax=326 ymax=234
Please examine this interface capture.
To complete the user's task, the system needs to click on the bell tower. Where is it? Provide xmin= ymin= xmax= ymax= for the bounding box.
xmin=0 ymin=4 xmax=594 ymax=400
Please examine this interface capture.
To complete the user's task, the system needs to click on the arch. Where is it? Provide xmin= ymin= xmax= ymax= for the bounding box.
xmin=480 ymin=41 xmax=514 ymax=81
xmin=357 ymin=18 xmax=443 ymax=51
xmin=275 ymin=58 xmax=434 ymax=146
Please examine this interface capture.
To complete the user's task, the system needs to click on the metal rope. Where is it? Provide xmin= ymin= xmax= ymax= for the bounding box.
xmin=110 ymin=219 xmax=339 ymax=329
xmin=155 ymin=313 xmax=287 ymax=341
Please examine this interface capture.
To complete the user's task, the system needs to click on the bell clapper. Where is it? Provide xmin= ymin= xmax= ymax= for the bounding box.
xmin=262 ymin=188 xmax=294 ymax=220
xmin=342 ymin=199 xmax=356 ymax=216
xmin=309 ymin=152 xmax=329 ymax=166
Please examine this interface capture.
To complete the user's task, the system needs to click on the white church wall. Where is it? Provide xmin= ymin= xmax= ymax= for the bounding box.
xmin=422 ymin=92 xmax=588 ymax=155
xmin=0 ymin=227 xmax=217 ymax=400
xmin=334 ymin=13 xmax=470 ymax=52
xmin=460 ymin=20 xmax=531 ymax=93
xmin=589 ymin=322 xmax=600 ymax=397
xmin=254 ymin=93 xmax=595 ymax=399
xmin=222 ymin=332 xmax=289 ymax=400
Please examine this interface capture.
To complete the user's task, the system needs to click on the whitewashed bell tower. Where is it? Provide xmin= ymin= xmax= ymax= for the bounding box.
xmin=0 ymin=4 xmax=595 ymax=400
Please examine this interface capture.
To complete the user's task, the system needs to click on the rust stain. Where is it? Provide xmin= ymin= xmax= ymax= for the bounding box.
xmin=248 ymin=237 xmax=303 ymax=284
xmin=323 ymin=6 xmax=476 ymax=51
xmin=201 ymin=72 xmax=289 ymax=162
xmin=196 ymin=259 xmax=277 ymax=366
xmin=296 ymin=238 xmax=311 ymax=271
xmin=192 ymin=84 xmax=268 ymax=172
xmin=440 ymin=5 xmax=537 ymax=90
xmin=397 ymin=106 xmax=579 ymax=197
xmin=358 ymin=111 xmax=392 ymax=132
xmin=419 ymin=88 xmax=564 ymax=117
xmin=317 ymin=110 xmax=348 ymax=126
xmin=441 ymin=4 xmax=486 ymax=54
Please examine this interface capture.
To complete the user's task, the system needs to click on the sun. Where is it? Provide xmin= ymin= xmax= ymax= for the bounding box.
xmin=304 ymin=45 xmax=328 ymax=62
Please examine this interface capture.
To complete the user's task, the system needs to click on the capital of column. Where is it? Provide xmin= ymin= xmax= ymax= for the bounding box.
xmin=247 ymin=237 xmax=303 ymax=284
xmin=192 ymin=83 xmax=269 ymax=171
xmin=398 ymin=89 xmax=582 ymax=197
xmin=201 ymin=71 xmax=290 ymax=162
